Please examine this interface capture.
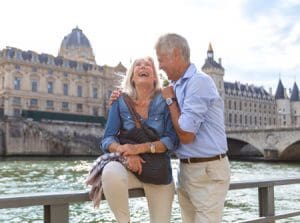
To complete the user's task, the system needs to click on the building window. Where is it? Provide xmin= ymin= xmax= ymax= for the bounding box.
xmin=63 ymin=84 xmax=68 ymax=96
xmin=228 ymin=100 xmax=231 ymax=109
xmin=93 ymin=88 xmax=98 ymax=99
xmin=48 ymin=81 xmax=53 ymax=93
xmin=245 ymin=115 xmax=248 ymax=125
xmin=14 ymin=77 xmax=21 ymax=90
xmin=30 ymin=99 xmax=38 ymax=107
xmin=13 ymin=109 xmax=21 ymax=117
xmin=106 ymin=90 xmax=112 ymax=100
xmin=234 ymin=101 xmax=237 ymax=110
xmin=62 ymin=102 xmax=69 ymax=110
xmin=13 ymin=97 xmax=21 ymax=105
xmin=93 ymin=107 xmax=98 ymax=116
xmin=31 ymin=80 xmax=38 ymax=92
xmin=77 ymin=85 xmax=82 ymax=97
xmin=76 ymin=103 xmax=83 ymax=112
xmin=46 ymin=100 xmax=54 ymax=109
xmin=229 ymin=114 xmax=232 ymax=123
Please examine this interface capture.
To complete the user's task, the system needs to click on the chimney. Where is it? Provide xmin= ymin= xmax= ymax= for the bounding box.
xmin=269 ymin=87 xmax=272 ymax=95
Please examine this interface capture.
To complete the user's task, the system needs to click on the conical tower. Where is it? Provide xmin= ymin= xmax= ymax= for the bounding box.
xmin=290 ymin=82 xmax=300 ymax=125
xmin=201 ymin=43 xmax=225 ymax=98
xmin=275 ymin=79 xmax=291 ymax=126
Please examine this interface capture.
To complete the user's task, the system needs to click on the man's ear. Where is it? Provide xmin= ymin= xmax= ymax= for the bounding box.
xmin=173 ymin=48 xmax=181 ymax=61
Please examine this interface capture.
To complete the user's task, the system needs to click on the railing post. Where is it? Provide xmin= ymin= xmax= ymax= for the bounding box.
xmin=258 ymin=186 xmax=275 ymax=223
xmin=44 ymin=204 xmax=69 ymax=223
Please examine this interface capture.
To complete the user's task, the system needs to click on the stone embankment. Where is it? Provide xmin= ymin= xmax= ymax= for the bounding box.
xmin=0 ymin=117 xmax=103 ymax=156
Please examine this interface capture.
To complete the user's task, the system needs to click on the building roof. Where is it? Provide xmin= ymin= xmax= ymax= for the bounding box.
xmin=290 ymin=82 xmax=299 ymax=101
xmin=224 ymin=81 xmax=270 ymax=97
xmin=202 ymin=58 xmax=224 ymax=70
xmin=60 ymin=27 xmax=92 ymax=49
xmin=275 ymin=79 xmax=285 ymax=99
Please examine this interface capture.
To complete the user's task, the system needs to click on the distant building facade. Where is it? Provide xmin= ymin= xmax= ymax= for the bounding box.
xmin=1 ymin=29 xmax=299 ymax=129
xmin=202 ymin=43 xmax=300 ymax=129
xmin=0 ymin=28 xmax=126 ymax=121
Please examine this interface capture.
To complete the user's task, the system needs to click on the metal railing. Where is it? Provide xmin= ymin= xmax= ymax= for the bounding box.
xmin=0 ymin=178 xmax=299 ymax=223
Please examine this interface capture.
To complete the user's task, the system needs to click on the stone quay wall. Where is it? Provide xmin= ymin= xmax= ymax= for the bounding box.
xmin=0 ymin=118 xmax=104 ymax=156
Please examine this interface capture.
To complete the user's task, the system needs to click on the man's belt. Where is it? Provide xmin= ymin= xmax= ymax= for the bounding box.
xmin=180 ymin=153 xmax=226 ymax=164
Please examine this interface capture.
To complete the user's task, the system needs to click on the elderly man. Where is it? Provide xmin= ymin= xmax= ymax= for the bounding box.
xmin=155 ymin=33 xmax=230 ymax=223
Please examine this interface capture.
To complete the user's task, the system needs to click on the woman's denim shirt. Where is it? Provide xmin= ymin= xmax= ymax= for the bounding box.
xmin=101 ymin=93 xmax=178 ymax=154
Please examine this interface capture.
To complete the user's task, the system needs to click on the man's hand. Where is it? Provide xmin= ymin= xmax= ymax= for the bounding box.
xmin=109 ymin=89 xmax=122 ymax=106
xmin=116 ymin=144 xmax=138 ymax=155
xmin=126 ymin=155 xmax=145 ymax=174
xmin=162 ymin=86 xmax=175 ymax=99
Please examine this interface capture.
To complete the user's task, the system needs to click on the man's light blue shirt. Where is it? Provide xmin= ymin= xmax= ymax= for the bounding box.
xmin=172 ymin=64 xmax=228 ymax=158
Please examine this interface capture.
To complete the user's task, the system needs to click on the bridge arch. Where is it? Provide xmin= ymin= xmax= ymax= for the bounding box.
xmin=280 ymin=140 xmax=300 ymax=160
xmin=227 ymin=137 xmax=263 ymax=159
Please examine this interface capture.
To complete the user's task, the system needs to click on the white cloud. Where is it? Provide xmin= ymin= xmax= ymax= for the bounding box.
xmin=1 ymin=0 xmax=299 ymax=91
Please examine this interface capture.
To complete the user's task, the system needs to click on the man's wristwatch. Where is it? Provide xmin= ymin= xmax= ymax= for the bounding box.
xmin=165 ymin=97 xmax=176 ymax=106
xmin=149 ymin=142 xmax=156 ymax=153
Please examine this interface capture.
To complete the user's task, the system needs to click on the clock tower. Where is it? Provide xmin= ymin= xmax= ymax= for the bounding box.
xmin=201 ymin=43 xmax=225 ymax=99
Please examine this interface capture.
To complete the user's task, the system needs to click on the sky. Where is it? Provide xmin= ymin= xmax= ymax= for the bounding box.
xmin=1 ymin=0 xmax=300 ymax=93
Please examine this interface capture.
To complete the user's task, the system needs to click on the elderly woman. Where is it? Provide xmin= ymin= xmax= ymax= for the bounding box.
xmin=101 ymin=57 xmax=178 ymax=223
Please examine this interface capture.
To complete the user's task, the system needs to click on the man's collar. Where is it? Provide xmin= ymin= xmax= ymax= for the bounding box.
xmin=171 ymin=64 xmax=196 ymax=86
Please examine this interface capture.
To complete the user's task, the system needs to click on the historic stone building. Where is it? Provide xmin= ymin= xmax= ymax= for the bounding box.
xmin=1 ymin=29 xmax=299 ymax=130
xmin=202 ymin=43 xmax=300 ymax=129
xmin=0 ymin=27 xmax=126 ymax=122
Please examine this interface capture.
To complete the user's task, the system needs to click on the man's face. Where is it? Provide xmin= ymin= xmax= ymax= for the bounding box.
xmin=156 ymin=49 xmax=176 ymax=81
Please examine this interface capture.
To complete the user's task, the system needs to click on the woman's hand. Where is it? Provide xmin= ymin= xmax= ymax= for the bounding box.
xmin=126 ymin=155 xmax=145 ymax=174
xmin=116 ymin=144 xmax=139 ymax=156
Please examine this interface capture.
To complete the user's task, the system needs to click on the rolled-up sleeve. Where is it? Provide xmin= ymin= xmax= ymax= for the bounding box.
xmin=178 ymin=75 xmax=217 ymax=134
xmin=101 ymin=100 xmax=121 ymax=153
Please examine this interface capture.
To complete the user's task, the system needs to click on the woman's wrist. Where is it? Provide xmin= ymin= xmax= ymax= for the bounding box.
xmin=109 ymin=142 xmax=120 ymax=152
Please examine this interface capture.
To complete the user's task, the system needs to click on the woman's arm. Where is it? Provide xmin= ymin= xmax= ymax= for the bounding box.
xmin=101 ymin=100 xmax=122 ymax=153
xmin=117 ymin=141 xmax=166 ymax=156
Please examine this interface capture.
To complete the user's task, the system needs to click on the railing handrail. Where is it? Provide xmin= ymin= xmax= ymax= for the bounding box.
xmin=0 ymin=178 xmax=299 ymax=222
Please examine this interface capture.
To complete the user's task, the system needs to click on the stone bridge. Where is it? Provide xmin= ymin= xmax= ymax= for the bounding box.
xmin=226 ymin=127 xmax=300 ymax=160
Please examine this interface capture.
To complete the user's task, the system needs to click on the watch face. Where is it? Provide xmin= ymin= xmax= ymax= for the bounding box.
xmin=166 ymin=98 xmax=173 ymax=105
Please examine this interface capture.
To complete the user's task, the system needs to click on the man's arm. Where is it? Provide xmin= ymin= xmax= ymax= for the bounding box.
xmin=162 ymin=86 xmax=195 ymax=144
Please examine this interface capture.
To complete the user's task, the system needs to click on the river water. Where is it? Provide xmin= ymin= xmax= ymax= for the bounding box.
xmin=0 ymin=158 xmax=299 ymax=223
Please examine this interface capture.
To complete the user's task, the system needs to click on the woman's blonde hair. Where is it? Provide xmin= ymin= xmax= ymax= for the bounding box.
xmin=121 ymin=56 xmax=162 ymax=99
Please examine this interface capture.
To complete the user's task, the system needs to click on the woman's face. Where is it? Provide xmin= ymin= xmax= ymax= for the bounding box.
xmin=132 ymin=58 xmax=156 ymax=87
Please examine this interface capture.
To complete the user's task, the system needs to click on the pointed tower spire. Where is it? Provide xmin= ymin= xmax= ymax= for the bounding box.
xmin=290 ymin=82 xmax=299 ymax=101
xmin=275 ymin=79 xmax=285 ymax=99
xmin=207 ymin=42 xmax=214 ymax=59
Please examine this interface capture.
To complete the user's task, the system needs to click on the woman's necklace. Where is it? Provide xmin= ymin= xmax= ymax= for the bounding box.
xmin=134 ymin=99 xmax=150 ymax=119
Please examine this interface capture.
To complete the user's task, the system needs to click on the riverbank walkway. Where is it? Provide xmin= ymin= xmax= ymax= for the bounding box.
xmin=0 ymin=178 xmax=299 ymax=223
